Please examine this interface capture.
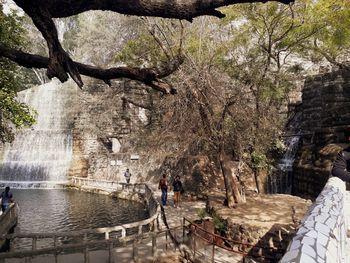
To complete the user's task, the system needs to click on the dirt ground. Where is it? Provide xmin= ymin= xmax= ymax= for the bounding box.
xmin=208 ymin=192 xmax=312 ymax=229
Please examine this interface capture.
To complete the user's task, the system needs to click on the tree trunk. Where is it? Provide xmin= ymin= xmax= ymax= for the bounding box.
xmin=219 ymin=153 xmax=245 ymax=207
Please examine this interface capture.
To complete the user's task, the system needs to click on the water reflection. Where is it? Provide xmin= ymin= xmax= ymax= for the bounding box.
xmin=11 ymin=189 xmax=149 ymax=250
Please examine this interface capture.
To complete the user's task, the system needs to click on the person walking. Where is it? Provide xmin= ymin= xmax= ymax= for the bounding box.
xmin=124 ymin=168 xmax=132 ymax=184
xmin=158 ymin=174 xmax=168 ymax=206
xmin=0 ymin=186 xmax=13 ymax=213
xmin=172 ymin=176 xmax=183 ymax=208
xmin=331 ymin=128 xmax=350 ymax=182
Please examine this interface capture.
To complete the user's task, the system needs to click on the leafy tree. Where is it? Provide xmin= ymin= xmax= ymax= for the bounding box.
xmin=0 ymin=5 xmax=36 ymax=143
xmin=297 ymin=0 xmax=350 ymax=69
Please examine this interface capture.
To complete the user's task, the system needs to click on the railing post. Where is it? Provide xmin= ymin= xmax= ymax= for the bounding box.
xmin=182 ymin=217 xmax=185 ymax=243
xmin=212 ymin=243 xmax=215 ymax=263
xmin=152 ymin=233 xmax=156 ymax=256
xmin=84 ymin=246 xmax=89 ymax=263
xmin=32 ymin=237 xmax=37 ymax=250
xmin=138 ymin=225 xmax=142 ymax=235
xmin=132 ymin=240 xmax=138 ymax=262
xmin=165 ymin=231 xmax=168 ymax=250
xmin=108 ymin=242 xmax=113 ymax=263
xmin=192 ymin=228 xmax=196 ymax=260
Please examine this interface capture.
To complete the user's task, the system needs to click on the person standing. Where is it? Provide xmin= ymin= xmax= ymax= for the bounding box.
xmin=158 ymin=174 xmax=168 ymax=206
xmin=172 ymin=176 xmax=183 ymax=208
xmin=0 ymin=186 xmax=13 ymax=213
xmin=331 ymin=128 xmax=350 ymax=182
xmin=124 ymin=168 xmax=132 ymax=184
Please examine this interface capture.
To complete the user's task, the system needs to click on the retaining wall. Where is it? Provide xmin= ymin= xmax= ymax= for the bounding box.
xmin=280 ymin=177 xmax=349 ymax=263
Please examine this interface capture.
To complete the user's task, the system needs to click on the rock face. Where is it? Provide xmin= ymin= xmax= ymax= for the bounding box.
xmin=67 ymin=81 xmax=220 ymax=194
xmin=293 ymin=69 xmax=350 ymax=198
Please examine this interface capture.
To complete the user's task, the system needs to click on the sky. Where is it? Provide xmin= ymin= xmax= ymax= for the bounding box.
xmin=2 ymin=0 xmax=24 ymax=15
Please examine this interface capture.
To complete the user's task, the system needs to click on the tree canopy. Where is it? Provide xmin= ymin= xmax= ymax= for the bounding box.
xmin=0 ymin=6 xmax=36 ymax=143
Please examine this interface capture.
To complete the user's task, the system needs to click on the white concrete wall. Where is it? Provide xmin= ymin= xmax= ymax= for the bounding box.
xmin=280 ymin=177 xmax=349 ymax=263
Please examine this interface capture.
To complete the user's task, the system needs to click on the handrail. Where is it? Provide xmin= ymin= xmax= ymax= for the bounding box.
xmin=0 ymin=225 xmax=183 ymax=260
xmin=184 ymin=217 xmax=285 ymax=262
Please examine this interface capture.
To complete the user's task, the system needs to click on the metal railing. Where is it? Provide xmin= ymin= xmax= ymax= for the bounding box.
xmin=183 ymin=217 xmax=285 ymax=262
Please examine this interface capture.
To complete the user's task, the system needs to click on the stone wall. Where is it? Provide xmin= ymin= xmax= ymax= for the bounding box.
xmin=68 ymin=81 xmax=162 ymax=183
xmin=293 ymin=69 xmax=350 ymax=197
xmin=280 ymin=177 xmax=349 ymax=263
xmin=67 ymin=81 xmax=223 ymax=193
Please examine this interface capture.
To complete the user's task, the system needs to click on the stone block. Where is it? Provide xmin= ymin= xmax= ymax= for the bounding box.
xmin=280 ymin=249 xmax=299 ymax=262
xmin=315 ymin=222 xmax=331 ymax=236
xmin=299 ymin=252 xmax=317 ymax=263
xmin=301 ymin=236 xmax=315 ymax=247
xmin=317 ymin=231 xmax=329 ymax=246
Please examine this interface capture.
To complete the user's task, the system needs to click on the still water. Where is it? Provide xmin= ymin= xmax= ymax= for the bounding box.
xmin=10 ymin=189 xmax=149 ymax=249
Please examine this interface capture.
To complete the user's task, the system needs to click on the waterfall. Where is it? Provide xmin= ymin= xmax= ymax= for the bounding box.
xmin=268 ymin=136 xmax=300 ymax=194
xmin=268 ymin=110 xmax=302 ymax=194
xmin=0 ymin=80 xmax=77 ymax=188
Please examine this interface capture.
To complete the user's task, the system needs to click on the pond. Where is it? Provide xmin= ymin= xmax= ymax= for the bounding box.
xmin=8 ymin=189 xmax=149 ymax=250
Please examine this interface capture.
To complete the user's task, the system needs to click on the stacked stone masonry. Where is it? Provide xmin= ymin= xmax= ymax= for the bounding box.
xmin=280 ymin=177 xmax=349 ymax=263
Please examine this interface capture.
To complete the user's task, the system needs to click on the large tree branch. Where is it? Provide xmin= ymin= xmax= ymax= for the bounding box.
xmin=14 ymin=0 xmax=294 ymax=21
xmin=0 ymin=44 xmax=183 ymax=94
xmin=10 ymin=0 xmax=293 ymax=89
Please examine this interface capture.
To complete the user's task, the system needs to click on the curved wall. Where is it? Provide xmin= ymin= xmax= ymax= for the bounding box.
xmin=281 ymin=177 xmax=349 ymax=262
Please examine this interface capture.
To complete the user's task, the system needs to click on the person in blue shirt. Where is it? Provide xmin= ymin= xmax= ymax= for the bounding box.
xmin=0 ymin=186 xmax=13 ymax=213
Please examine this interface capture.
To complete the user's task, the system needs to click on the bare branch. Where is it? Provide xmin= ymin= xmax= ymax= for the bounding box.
xmin=0 ymin=44 xmax=183 ymax=94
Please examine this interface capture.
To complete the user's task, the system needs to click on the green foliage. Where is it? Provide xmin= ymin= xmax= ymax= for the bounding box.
xmin=211 ymin=210 xmax=228 ymax=234
xmin=0 ymin=6 xmax=36 ymax=143
xmin=251 ymin=151 xmax=269 ymax=170
xmin=197 ymin=208 xmax=207 ymax=220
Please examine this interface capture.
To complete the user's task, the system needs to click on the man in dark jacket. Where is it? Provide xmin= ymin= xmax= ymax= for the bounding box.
xmin=331 ymin=128 xmax=350 ymax=182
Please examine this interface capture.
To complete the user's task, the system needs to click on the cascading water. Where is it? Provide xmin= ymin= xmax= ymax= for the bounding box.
xmin=268 ymin=110 xmax=302 ymax=194
xmin=268 ymin=136 xmax=300 ymax=194
xmin=0 ymin=80 xmax=76 ymax=188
